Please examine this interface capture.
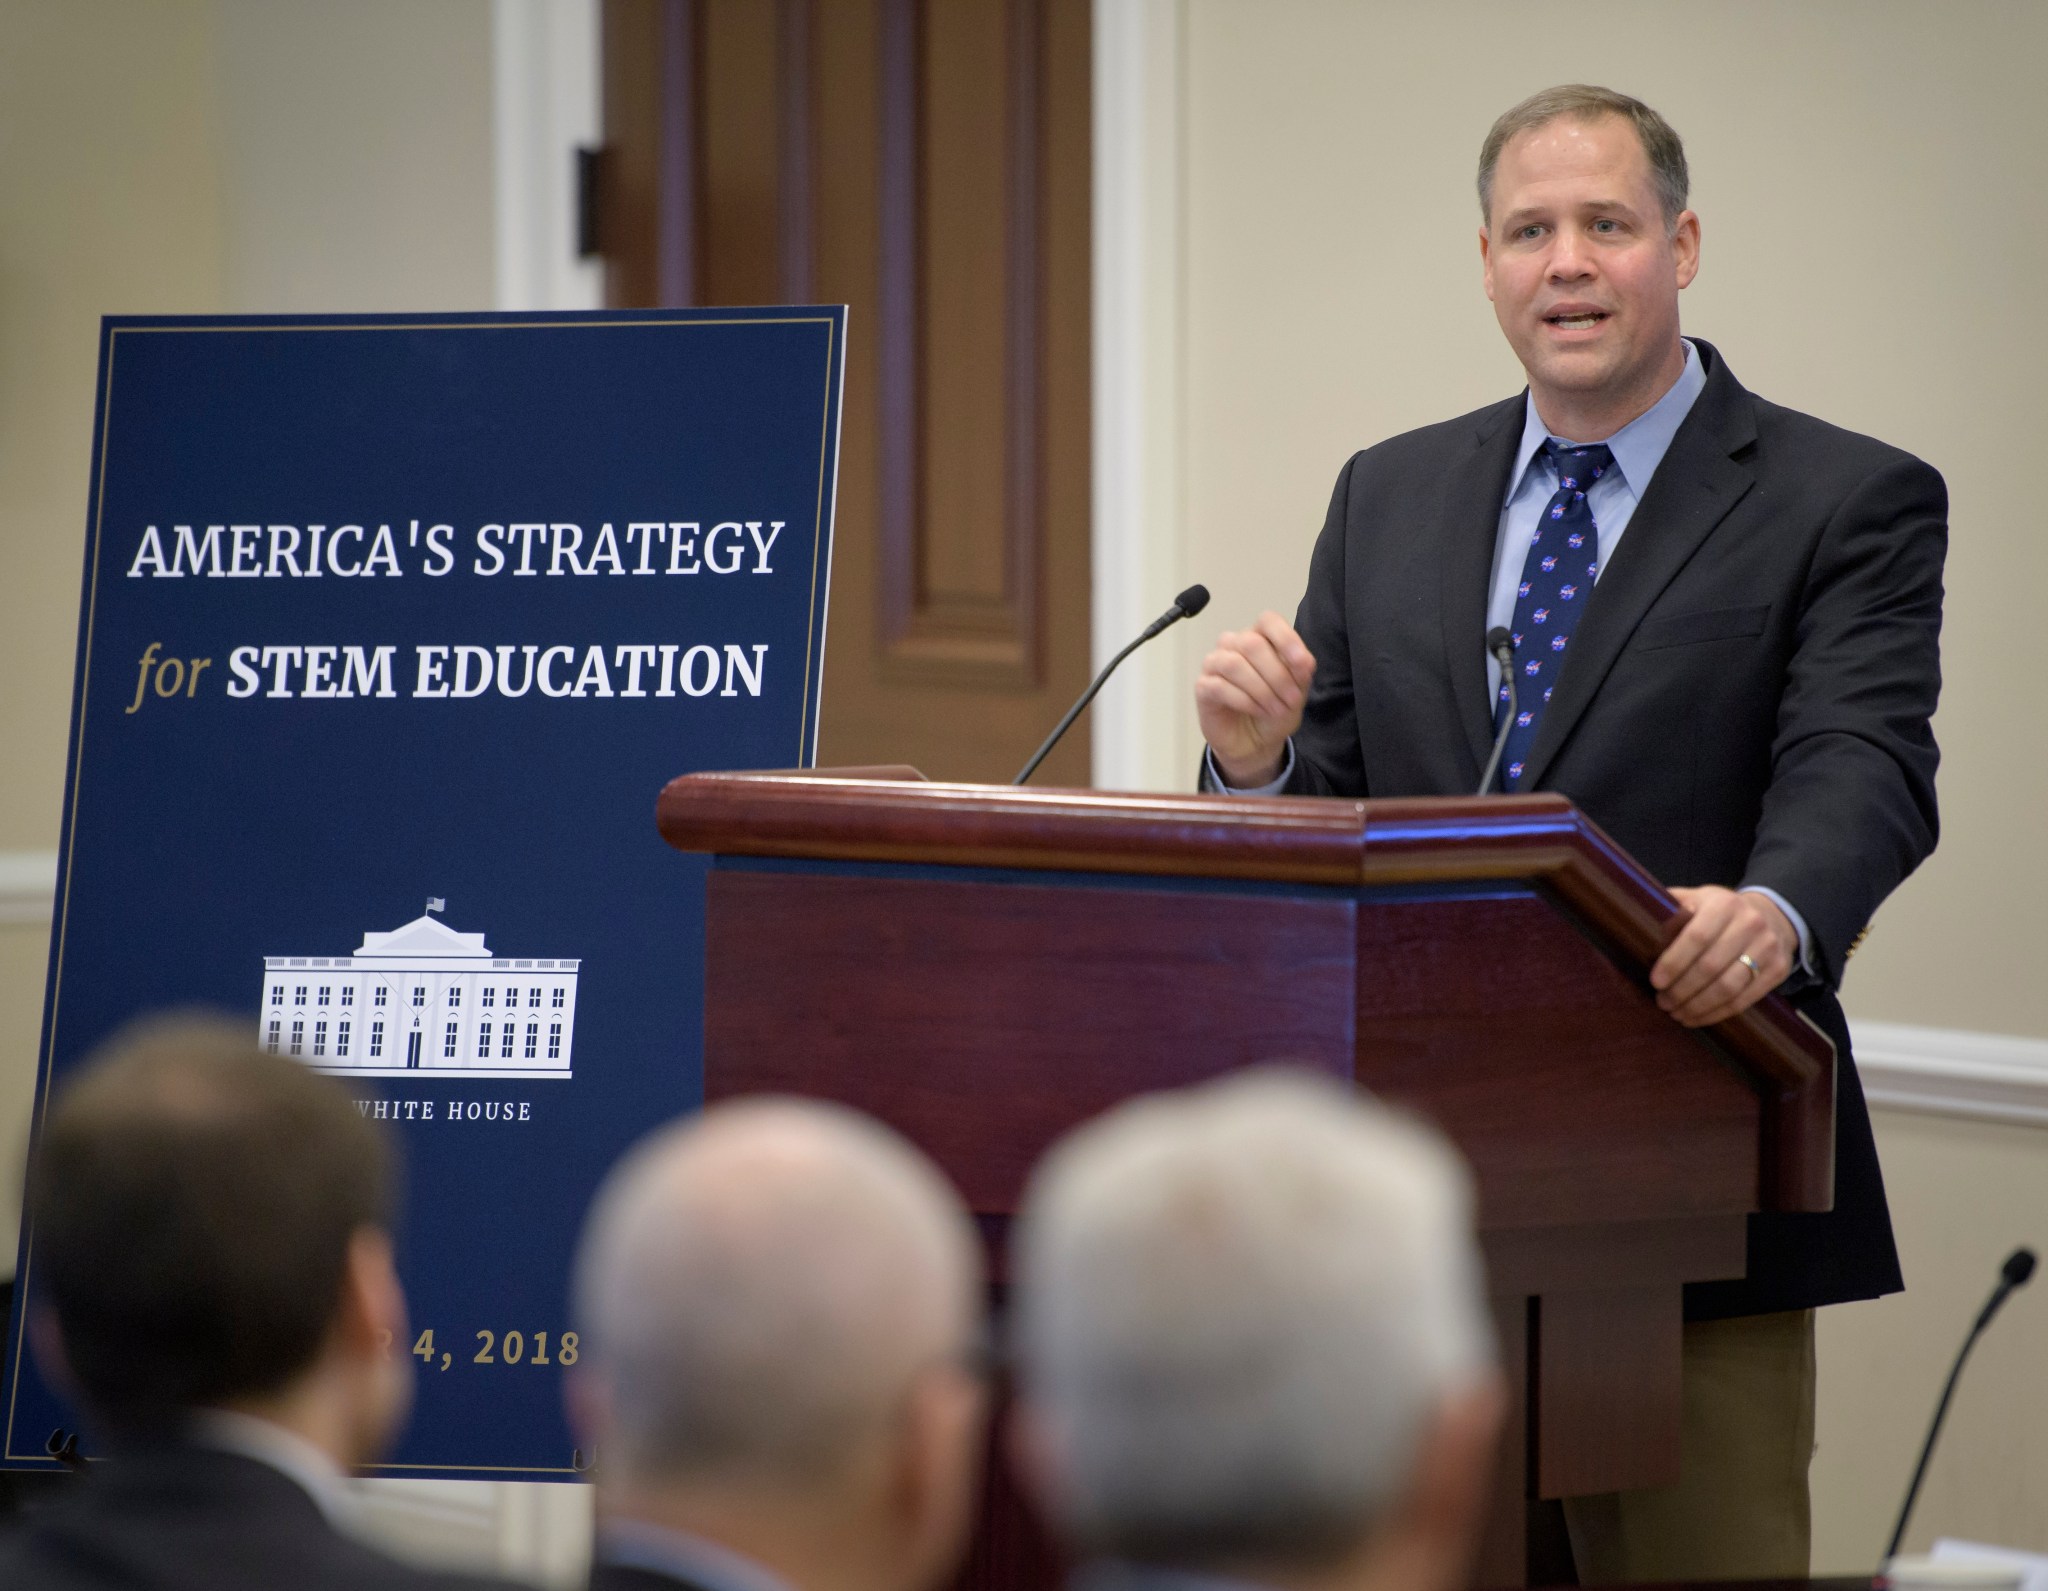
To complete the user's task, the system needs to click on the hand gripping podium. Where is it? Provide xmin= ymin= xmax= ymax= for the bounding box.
xmin=656 ymin=772 xmax=1834 ymax=1590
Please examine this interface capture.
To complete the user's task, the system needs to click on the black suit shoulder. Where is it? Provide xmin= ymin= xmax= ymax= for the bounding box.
xmin=1741 ymin=391 xmax=1948 ymax=538
xmin=589 ymin=1564 xmax=721 ymax=1591
xmin=0 ymin=1448 xmax=528 ymax=1591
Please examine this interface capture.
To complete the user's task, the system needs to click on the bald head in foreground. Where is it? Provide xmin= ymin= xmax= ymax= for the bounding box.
xmin=1016 ymin=1071 xmax=1503 ymax=1591
xmin=568 ymin=1097 xmax=989 ymax=1591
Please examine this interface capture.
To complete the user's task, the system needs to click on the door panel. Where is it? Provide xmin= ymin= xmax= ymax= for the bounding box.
xmin=601 ymin=0 xmax=1092 ymax=784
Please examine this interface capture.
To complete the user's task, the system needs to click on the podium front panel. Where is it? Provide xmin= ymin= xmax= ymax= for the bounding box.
xmin=700 ymin=857 xmax=1761 ymax=1233
xmin=702 ymin=860 xmax=1357 ymax=1211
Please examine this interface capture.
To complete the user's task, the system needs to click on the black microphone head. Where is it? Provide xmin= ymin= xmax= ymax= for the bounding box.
xmin=1174 ymin=584 xmax=1211 ymax=618
xmin=1486 ymin=625 xmax=1511 ymax=656
xmin=2004 ymin=1248 xmax=2036 ymax=1288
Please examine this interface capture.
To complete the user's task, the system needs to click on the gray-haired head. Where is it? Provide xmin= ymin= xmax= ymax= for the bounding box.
xmin=1015 ymin=1069 xmax=1492 ymax=1569
xmin=1478 ymin=85 xmax=1690 ymax=229
xmin=571 ymin=1096 xmax=982 ymax=1486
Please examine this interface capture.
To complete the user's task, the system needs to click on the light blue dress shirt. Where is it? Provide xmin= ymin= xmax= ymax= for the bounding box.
xmin=1209 ymin=338 xmax=1813 ymax=972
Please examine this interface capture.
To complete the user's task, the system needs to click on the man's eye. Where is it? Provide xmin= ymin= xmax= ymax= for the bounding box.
xmin=1519 ymin=225 xmax=1545 ymax=240
xmin=1592 ymin=219 xmax=1620 ymax=234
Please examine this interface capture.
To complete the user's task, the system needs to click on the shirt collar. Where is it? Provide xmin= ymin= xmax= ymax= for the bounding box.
xmin=1504 ymin=336 xmax=1707 ymax=504
xmin=597 ymin=1518 xmax=803 ymax=1591
xmin=188 ymin=1408 xmax=353 ymax=1529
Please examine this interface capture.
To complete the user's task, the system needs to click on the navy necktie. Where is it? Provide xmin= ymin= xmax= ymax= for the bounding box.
xmin=1496 ymin=441 xmax=1613 ymax=790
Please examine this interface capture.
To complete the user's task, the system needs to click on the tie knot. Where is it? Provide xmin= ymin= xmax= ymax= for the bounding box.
xmin=1544 ymin=440 xmax=1614 ymax=493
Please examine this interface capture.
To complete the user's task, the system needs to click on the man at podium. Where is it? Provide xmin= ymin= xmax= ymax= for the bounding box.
xmin=1194 ymin=84 xmax=1944 ymax=1583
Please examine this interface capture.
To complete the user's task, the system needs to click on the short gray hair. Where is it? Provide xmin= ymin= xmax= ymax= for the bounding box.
xmin=572 ymin=1097 xmax=981 ymax=1484
xmin=1016 ymin=1070 xmax=1491 ymax=1569
xmin=1478 ymin=84 xmax=1689 ymax=229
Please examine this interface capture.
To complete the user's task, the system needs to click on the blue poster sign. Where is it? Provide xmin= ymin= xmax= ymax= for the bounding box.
xmin=2 ymin=308 xmax=845 ymax=1477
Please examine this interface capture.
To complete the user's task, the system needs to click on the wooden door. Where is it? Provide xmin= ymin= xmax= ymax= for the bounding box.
xmin=601 ymin=0 xmax=1092 ymax=786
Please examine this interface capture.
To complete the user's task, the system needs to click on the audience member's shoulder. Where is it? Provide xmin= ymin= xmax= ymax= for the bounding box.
xmin=0 ymin=1488 xmax=536 ymax=1591
xmin=208 ymin=1509 xmax=546 ymax=1591
xmin=366 ymin=1556 xmax=541 ymax=1591
xmin=588 ymin=1563 xmax=700 ymax=1591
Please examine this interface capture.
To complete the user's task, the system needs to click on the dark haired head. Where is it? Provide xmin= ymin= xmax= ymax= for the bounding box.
xmin=1478 ymin=84 xmax=1690 ymax=230
xmin=30 ymin=1012 xmax=394 ymax=1436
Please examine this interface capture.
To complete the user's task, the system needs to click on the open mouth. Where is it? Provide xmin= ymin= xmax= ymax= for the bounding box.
xmin=1544 ymin=311 xmax=1609 ymax=331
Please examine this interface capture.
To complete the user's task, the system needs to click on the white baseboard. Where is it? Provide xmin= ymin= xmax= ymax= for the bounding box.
xmin=0 ymin=851 xmax=56 ymax=927
xmin=1853 ymin=1019 xmax=2048 ymax=1128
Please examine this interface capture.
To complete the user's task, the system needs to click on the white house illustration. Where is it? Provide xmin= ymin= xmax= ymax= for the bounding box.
xmin=259 ymin=904 xmax=579 ymax=1080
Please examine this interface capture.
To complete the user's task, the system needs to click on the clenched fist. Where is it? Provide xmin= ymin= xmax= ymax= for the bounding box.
xmin=1195 ymin=611 xmax=1317 ymax=788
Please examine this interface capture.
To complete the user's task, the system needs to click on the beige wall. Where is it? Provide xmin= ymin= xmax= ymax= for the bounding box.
xmin=1171 ymin=0 xmax=2048 ymax=1041
xmin=214 ymin=0 xmax=496 ymax=314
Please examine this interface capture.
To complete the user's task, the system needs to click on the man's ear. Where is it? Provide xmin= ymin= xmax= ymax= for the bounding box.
xmin=563 ymin=1362 xmax=614 ymax=1461
xmin=327 ymin=1227 xmax=416 ymax=1468
xmin=1004 ymin=1398 xmax=1059 ymax=1525
xmin=1479 ymin=227 xmax=1496 ymax=301
xmin=889 ymin=1362 xmax=989 ymax=1591
xmin=336 ymin=1227 xmax=407 ymax=1361
xmin=1398 ymin=1372 xmax=1510 ymax=1577
xmin=1673 ymin=208 xmax=1701 ymax=290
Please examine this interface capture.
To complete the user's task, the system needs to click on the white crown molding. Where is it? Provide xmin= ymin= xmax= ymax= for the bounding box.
xmin=1853 ymin=1019 xmax=2048 ymax=1129
xmin=0 ymin=851 xmax=57 ymax=927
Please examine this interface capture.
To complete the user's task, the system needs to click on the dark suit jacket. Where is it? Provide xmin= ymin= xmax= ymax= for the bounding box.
xmin=587 ymin=1566 xmax=718 ymax=1591
xmin=0 ymin=1445 xmax=526 ymax=1591
xmin=1263 ymin=339 xmax=1943 ymax=1317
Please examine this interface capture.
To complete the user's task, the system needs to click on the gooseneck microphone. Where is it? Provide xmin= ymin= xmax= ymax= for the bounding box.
xmin=1476 ymin=626 xmax=1517 ymax=796
xmin=1014 ymin=584 xmax=1211 ymax=785
xmin=1883 ymin=1246 xmax=2037 ymax=1563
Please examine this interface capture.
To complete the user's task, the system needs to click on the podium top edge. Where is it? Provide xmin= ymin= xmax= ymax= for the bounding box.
xmin=658 ymin=769 xmax=1600 ymax=881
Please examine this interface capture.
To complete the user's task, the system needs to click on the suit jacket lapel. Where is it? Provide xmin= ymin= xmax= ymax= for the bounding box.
xmin=1519 ymin=345 xmax=1759 ymax=790
xmin=1439 ymin=398 xmax=1527 ymax=777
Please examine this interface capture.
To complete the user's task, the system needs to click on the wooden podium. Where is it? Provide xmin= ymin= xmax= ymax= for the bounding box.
xmin=657 ymin=771 xmax=1835 ymax=1589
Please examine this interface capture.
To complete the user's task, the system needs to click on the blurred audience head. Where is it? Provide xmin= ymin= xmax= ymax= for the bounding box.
xmin=1015 ymin=1069 xmax=1501 ymax=1591
xmin=569 ymin=1096 xmax=987 ymax=1591
xmin=29 ymin=1012 xmax=411 ymax=1462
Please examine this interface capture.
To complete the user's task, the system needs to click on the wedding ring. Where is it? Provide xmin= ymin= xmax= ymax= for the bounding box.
xmin=1738 ymin=953 xmax=1761 ymax=980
